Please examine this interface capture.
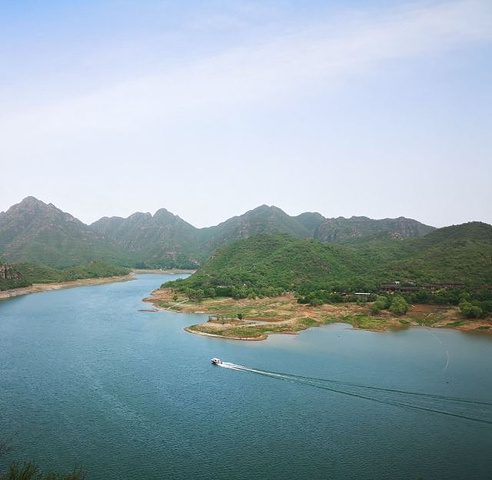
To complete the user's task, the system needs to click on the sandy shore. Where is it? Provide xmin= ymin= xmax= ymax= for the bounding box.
xmin=0 ymin=275 xmax=134 ymax=300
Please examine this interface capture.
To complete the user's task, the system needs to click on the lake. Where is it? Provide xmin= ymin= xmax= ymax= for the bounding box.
xmin=0 ymin=274 xmax=491 ymax=479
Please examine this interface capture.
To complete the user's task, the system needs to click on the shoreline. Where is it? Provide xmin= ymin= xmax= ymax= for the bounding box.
xmin=0 ymin=269 xmax=194 ymax=301
xmin=131 ymin=268 xmax=196 ymax=275
xmin=0 ymin=274 xmax=134 ymax=300
xmin=146 ymin=288 xmax=492 ymax=341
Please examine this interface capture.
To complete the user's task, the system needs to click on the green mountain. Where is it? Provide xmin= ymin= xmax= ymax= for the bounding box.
xmin=92 ymin=204 xmax=435 ymax=267
xmin=295 ymin=211 xmax=326 ymax=233
xmin=196 ymin=205 xmax=314 ymax=259
xmin=315 ymin=216 xmax=435 ymax=242
xmin=0 ymin=197 xmax=130 ymax=268
xmin=91 ymin=209 xmax=200 ymax=268
xmin=0 ymin=197 xmax=437 ymax=270
xmin=167 ymin=222 xmax=492 ymax=298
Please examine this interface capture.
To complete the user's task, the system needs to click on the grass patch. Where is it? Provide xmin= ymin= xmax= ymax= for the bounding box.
xmin=320 ymin=315 xmax=338 ymax=325
xmin=188 ymin=316 xmax=324 ymax=340
xmin=299 ymin=317 xmax=318 ymax=328
xmin=188 ymin=323 xmax=297 ymax=339
xmin=413 ymin=313 xmax=444 ymax=327
xmin=445 ymin=320 xmax=466 ymax=327
xmin=155 ymin=301 xmax=171 ymax=308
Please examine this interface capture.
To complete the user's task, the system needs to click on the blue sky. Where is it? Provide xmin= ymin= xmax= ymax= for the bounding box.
xmin=1 ymin=0 xmax=491 ymax=228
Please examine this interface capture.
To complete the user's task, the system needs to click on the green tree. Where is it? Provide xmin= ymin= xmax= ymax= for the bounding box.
xmin=459 ymin=300 xmax=483 ymax=319
xmin=389 ymin=296 xmax=409 ymax=315
xmin=371 ymin=296 xmax=388 ymax=315
xmin=190 ymin=289 xmax=204 ymax=303
xmin=309 ymin=297 xmax=323 ymax=307
xmin=371 ymin=302 xmax=383 ymax=315
xmin=205 ymin=287 xmax=216 ymax=298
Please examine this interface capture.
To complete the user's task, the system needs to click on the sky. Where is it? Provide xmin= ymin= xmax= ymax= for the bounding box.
xmin=0 ymin=0 xmax=491 ymax=228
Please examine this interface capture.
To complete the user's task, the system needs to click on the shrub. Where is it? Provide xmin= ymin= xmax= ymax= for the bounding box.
xmin=459 ymin=301 xmax=483 ymax=319
xmin=389 ymin=296 xmax=409 ymax=315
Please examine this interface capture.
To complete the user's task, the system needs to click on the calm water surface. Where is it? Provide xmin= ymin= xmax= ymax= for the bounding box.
xmin=0 ymin=274 xmax=491 ymax=479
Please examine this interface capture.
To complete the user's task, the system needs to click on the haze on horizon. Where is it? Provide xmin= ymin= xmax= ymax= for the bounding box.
xmin=1 ymin=0 xmax=491 ymax=229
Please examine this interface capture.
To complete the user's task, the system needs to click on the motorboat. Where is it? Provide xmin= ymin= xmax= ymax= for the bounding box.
xmin=211 ymin=358 xmax=222 ymax=365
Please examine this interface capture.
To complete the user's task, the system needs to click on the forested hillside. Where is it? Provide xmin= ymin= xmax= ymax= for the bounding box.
xmin=166 ymin=222 xmax=492 ymax=300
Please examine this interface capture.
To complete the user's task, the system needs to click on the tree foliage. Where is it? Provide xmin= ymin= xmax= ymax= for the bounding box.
xmin=389 ymin=296 xmax=409 ymax=315
xmin=1 ymin=462 xmax=85 ymax=480
xmin=459 ymin=301 xmax=484 ymax=319
xmin=163 ymin=226 xmax=492 ymax=313
xmin=0 ymin=441 xmax=85 ymax=480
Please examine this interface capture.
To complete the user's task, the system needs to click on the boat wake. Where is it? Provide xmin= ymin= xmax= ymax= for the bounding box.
xmin=216 ymin=361 xmax=492 ymax=426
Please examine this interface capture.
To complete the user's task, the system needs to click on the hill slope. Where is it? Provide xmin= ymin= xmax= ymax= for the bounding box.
xmin=0 ymin=262 xmax=30 ymax=290
xmin=380 ymin=222 xmax=492 ymax=285
xmin=167 ymin=222 xmax=492 ymax=297
xmin=0 ymin=197 xmax=130 ymax=268
xmin=196 ymin=205 xmax=314 ymax=259
xmin=0 ymin=197 xmax=437 ymax=269
xmin=92 ymin=204 xmax=435 ymax=267
xmin=315 ymin=216 xmax=435 ymax=242
xmin=91 ymin=209 xmax=200 ymax=268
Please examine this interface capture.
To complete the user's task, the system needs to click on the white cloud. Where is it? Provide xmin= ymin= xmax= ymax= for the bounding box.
xmin=1 ymin=0 xmax=490 ymax=143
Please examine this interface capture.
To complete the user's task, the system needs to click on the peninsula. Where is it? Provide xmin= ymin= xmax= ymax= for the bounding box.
xmin=146 ymin=224 xmax=492 ymax=340
xmin=146 ymin=288 xmax=492 ymax=340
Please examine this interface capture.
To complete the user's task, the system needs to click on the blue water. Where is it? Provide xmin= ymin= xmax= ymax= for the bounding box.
xmin=0 ymin=274 xmax=491 ymax=479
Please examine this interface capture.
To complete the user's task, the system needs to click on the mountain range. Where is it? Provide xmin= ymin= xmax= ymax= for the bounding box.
xmin=0 ymin=196 xmax=438 ymax=269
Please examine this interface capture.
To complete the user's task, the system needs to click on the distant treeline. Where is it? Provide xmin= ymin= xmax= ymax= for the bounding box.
xmin=0 ymin=260 xmax=130 ymax=291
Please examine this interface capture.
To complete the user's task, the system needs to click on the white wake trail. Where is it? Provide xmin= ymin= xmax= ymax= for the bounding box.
xmin=443 ymin=350 xmax=450 ymax=371
xmin=213 ymin=360 xmax=492 ymax=426
xmin=219 ymin=362 xmax=291 ymax=380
